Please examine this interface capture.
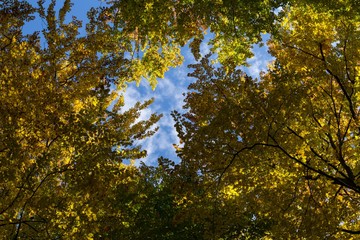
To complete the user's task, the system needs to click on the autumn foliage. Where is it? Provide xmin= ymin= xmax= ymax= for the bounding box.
xmin=1 ymin=0 xmax=360 ymax=239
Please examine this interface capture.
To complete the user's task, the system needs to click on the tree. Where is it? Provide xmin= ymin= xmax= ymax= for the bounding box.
xmin=175 ymin=2 xmax=360 ymax=238
xmin=106 ymin=157 xmax=207 ymax=239
xmin=2 ymin=0 xmax=360 ymax=239
xmin=109 ymin=0 xmax=359 ymax=69
xmin=0 ymin=1 xmax=160 ymax=238
xmin=107 ymin=0 xmax=283 ymax=70
xmin=103 ymin=156 xmax=271 ymax=239
xmin=1 ymin=0 xmax=280 ymax=238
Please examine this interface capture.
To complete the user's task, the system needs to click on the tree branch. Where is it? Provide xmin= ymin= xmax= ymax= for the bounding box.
xmin=340 ymin=228 xmax=360 ymax=234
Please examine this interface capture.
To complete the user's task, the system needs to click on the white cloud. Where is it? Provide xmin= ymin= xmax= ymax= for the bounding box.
xmin=246 ymin=54 xmax=268 ymax=79
xmin=121 ymin=68 xmax=191 ymax=165
xmin=134 ymin=115 xmax=180 ymax=166
xmin=122 ymin=33 xmax=273 ymax=166
xmin=242 ymin=35 xmax=274 ymax=79
xmin=200 ymin=40 xmax=211 ymax=57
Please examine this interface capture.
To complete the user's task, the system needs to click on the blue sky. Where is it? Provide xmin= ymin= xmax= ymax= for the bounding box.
xmin=126 ymin=35 xmax=274 ymax=165
xmin=24 ymin=0 xmax=273 ymax=165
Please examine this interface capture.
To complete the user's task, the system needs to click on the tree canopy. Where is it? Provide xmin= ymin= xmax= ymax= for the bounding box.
xmin=1 ymin=0 xmax=360 ymax=239
xmin=175 ymin=2 xmax=360 ymax=238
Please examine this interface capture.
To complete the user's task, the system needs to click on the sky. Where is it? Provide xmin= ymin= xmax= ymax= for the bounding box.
xmin=24 ymin=0 xmax=274 ymax=166
xmin=123 ymin=37 xmax=274 ymax=165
